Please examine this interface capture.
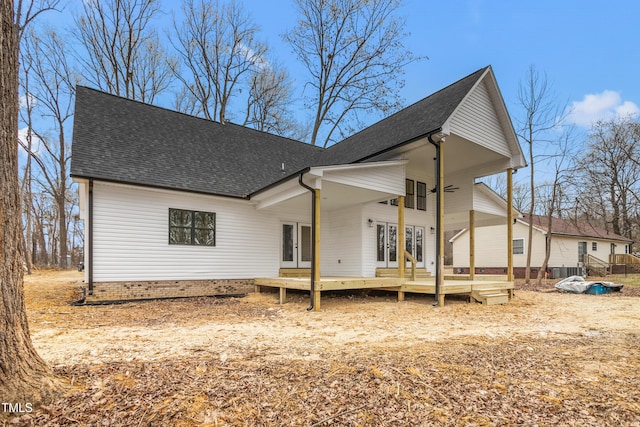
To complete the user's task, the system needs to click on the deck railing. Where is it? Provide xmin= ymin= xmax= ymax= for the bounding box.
xmin=609 ymin=253 xmax=640 ymax=265
xmin=404 ymin=250 xmax=417 ymax=281
xmin=608 ymin=253 xmax=640 ymax=274
xmin=585 ymin=254 xmax=609 ymax=276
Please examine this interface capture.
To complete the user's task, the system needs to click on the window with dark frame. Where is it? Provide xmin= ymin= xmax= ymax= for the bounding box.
xmin=592 ymin=242 xmax=598 ymax=251
xmin=405 ymin=179 xmax=415 ymax=209
xmin=169 ymin=208 xmax=216 ymax=246
xmin=417 ymin=181 xmax=427 ymax=211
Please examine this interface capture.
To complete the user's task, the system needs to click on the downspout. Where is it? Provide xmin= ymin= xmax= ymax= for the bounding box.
xmin=298 ymin=172 xmax=316 ymax=311
xmin=427 ymin=128 xmax=444 ymax=306
xmin=88 ymin=179 xmax=94 ymax=295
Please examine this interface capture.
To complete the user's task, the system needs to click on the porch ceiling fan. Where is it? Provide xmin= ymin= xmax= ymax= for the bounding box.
xmin=431 ymin=185 xmax=459 ymax=193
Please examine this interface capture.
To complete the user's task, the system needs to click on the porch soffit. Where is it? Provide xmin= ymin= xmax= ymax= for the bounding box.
xmin=251 ymin=161 xmax=407 ymax=211
xmin=444 ymin=183 xmax=521 ymax=231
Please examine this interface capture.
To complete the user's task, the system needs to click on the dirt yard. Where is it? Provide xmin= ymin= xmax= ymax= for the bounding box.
xmin=9 ymin=270 xmax=640 ymax=425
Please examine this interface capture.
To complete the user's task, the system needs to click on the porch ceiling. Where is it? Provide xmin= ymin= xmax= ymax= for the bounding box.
xmin=251 ymin=160 xmax=406 ymax=212
xmin=369 ymin=134 xmax=514 ymax=180
xmin=259 ymin=180 xmax=395 ymax=212
xmin=445 ymin=210 xmax=507 ymax=231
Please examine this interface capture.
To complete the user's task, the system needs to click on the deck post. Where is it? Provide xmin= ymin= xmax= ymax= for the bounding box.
xmin=437 ymin=139 xmax=445 ymax=306
xmin=506 ymin=168 xmax=514 ymax=282
xmin=279 ymin=287 xmax=286 ymax=304
xmin=469 ymin=209 xmax=475 ymax=280
xmin=313 ymin=188 xmax=321 ymax=311
xmin=398 ymin=195 xmax=406 ymax=301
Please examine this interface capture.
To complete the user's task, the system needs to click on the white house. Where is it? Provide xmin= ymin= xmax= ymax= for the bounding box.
xmin=71 ymin=66 xmax=526 ymax=305
xmin=450 ymin=213 xmax=633 ymax=278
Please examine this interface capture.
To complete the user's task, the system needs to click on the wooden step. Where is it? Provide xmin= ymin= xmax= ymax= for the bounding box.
xmin=471 ymin=290 xmax=509 ymax=306
xmin=279 ymin=268 xmax=311 ymax=278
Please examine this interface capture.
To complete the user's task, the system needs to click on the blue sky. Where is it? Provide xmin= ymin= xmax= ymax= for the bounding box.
xmin=217 ymin=0 xmax=639 ymax=132
xmin=38 ymin=0 xmax=639 ymax=141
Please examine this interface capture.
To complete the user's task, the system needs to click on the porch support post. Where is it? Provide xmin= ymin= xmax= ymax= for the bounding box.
xmin=397 ymin=195 xmax=406 ymax=301
xmin=437 ymin=139 xmax=445 ymax=307
xmin=469 ymin=210 xmax=475 ymax=280
xmin=313 ymin=188 xmax=321 ymax=311
xmin=506 ymin=168 xmax=514 ymax=282
xmin=398 ymin=195 xmax=405 ymax=279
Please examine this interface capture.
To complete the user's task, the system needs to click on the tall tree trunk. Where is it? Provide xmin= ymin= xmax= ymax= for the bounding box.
xmin=525 ymin=126 xmax=535 ymax=285
xmin=537 ymin=184 xmax=557 ymax=286
xmin=1 ymin=0 xmax=61 ymax=412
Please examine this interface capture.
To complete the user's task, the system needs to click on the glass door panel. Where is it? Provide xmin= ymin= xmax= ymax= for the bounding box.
xmin=376 ymin=224 xmax=386 ymax=264
xmin=415 ymin=226 xmax=424 ymax=267
xmin=388 ymin=224 xmax=398 ymax=267
xmin=281 ymin=223 xmax=296 ymax=268
xmin=299 ymin=224 xmax=312 ymax=267
xmin=405 ymin=226 xmax=413 ymax=258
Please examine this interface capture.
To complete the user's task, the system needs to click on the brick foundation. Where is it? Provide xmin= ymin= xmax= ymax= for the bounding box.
xmin=85 ymin=279 xmax=255 ymax=303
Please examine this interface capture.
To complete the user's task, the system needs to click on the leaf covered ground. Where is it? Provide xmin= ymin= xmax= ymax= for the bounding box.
xmin=7 ymin=271 xmax=640 ymax=426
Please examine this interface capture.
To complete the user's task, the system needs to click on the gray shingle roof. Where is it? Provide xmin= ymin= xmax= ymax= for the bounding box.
xmin=71 ymin=87 xmax=323 ymax=197
xmin=524 ymin=214 xmax=633 ymax=243
xmin=317 ymin=66 xmax=488 ymax=165
xmin=71 ymin=67 xmax=489 ymax=196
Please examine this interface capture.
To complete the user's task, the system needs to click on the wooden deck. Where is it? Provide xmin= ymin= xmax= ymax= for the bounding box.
xmin=254 ymin=276 xmax=514 ymax=311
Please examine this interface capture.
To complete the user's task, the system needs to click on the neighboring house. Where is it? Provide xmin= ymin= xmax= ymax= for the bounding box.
xmin=450 ymin=214 xmax=633 ymax=278
xmin=71 ymin=66 xmax=526 ymax=302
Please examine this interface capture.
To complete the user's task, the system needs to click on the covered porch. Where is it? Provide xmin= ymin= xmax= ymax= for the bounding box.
xmin=254 ymin=275 xmax=514 ymax=310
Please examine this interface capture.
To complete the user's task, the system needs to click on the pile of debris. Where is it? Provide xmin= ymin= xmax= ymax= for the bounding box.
xmin=555 ymin=275 xmax=623 ymax=295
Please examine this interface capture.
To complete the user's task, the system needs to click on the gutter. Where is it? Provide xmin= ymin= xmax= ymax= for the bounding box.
xmin=427 ymin=128 xmax=444 ymax=306
xmin=298 ymin=171 xmax=316 ymax=311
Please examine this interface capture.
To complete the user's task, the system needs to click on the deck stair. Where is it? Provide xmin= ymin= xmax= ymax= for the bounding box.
xmin=585 ymin=254 xmax=609 ymax=277
xmin=376 ymin=268 xmax=432 ymax=279
xmin=470 ymin=290 xmax=509 ymax=305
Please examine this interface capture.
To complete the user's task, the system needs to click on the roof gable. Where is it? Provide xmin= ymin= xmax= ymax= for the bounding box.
xmin=316 ymin=67 xmax=489 ymax=165
xmin=71 ymin=87 xmax=323 ymax=197
xmin=446 ymin=68 xmax=525 ymax=168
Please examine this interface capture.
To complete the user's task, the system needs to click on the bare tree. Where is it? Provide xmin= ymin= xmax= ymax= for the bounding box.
xmin=285 ymin=0 xmax=421 ymax=147
xmin=575 ymin=116 xmax=640 ymax=245
xmin=171 ymin=0 xmax=267 ymax=123
xmin=243 ymin=62 xmax=305 ymax=138
xmin=1 ymin=0 xmax=62 ymax=410
xmin=20 ymin=27 xmax=77 ymax=268
xmin=535 ymin=129 xmax=577 ymax=285
xmin=516 ymin=65 xmax=566 ymax=284
xmin=18 ymin=61 xmax=35 ymax=273
xmin=74 ymin=0 xmax=173 ymax=103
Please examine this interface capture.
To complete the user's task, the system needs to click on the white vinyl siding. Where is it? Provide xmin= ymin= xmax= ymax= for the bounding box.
xmin=321 ymin=163 xmax=406 ymax=196
xmin=92 ymin=181 xmax=279 ymax=281
xmin=321 ymin=205 xmax=364 ymax=276
xmin=448 ymin=79 xmax=511 ymax=158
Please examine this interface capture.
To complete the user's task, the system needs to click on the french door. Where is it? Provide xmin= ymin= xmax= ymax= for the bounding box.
xmin=281 ymin=222 xmax=312 ymax=268
xmin=377 ymin=223 xmax=424 ymax=268
xmin=405 ymin=226 xmax=425 ymax=268
xmin=377 ymin=223 xmax=398 ymax=268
